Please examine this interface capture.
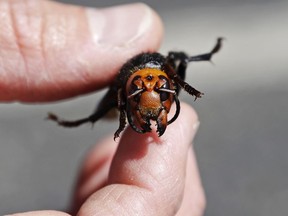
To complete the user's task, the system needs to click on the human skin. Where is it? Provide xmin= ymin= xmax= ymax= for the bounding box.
xmin=1 ymin=1 xmax=206 ymax=215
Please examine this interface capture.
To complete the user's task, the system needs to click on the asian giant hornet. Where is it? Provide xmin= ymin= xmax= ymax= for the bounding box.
xmin=48 ymin=38 xmax=223 ymax=140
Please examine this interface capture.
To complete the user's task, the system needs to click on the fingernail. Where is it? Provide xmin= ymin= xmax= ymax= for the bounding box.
xmin=86 ymin=3 xmax=153 ymax=47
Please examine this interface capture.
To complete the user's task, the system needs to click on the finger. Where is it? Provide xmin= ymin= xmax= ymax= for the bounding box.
xmin=5 ymin=210 xmax=70 ymax=216
xmin=176 ymin=147 xmax=206 ymax=216
xmin=77 ymin=103 xmax=200 ymax=216
xmin=0 ymin=1 xmax=163 ymax=102
xmin=72 ymin=132 xmax=206 ymax=216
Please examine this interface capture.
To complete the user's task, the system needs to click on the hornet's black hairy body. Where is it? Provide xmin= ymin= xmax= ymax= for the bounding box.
xmin=48 ymin=38 xmax=223 ymax=140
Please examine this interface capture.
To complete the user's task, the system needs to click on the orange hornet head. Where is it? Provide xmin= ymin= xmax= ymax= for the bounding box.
xmin=125 ymin=68 xmax=180 ymax=136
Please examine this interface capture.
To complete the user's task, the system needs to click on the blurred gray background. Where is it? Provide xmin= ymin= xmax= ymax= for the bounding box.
xmin=1 ymin=0 xmax=288 ymax=215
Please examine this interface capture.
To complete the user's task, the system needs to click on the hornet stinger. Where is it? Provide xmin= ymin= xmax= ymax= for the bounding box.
xmin=48 ymin=38 xmax=223 ymax=140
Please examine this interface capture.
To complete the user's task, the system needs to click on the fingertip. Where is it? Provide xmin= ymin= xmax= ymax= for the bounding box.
xmin=86 ymin=3 xmax=163 ymax=50
xmin=77 ymin=103 xmax=200 ymax=215
xmin=108 ymin=102 xmax=199 ymax=188
xmin=106 ymin=102 xmax=199 ymax=211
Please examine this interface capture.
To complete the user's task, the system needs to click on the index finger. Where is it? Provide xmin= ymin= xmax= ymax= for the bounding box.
xmin=78 ymin=102 xmax=199 ymax=215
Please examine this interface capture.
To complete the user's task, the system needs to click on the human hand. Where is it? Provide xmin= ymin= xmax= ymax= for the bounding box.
xmin=2 ymin=1 xmax=205 ymax=215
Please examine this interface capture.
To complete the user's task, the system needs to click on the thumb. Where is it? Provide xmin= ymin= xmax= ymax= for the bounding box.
xmin=0 ymin=0 xmax=163 ymax=102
